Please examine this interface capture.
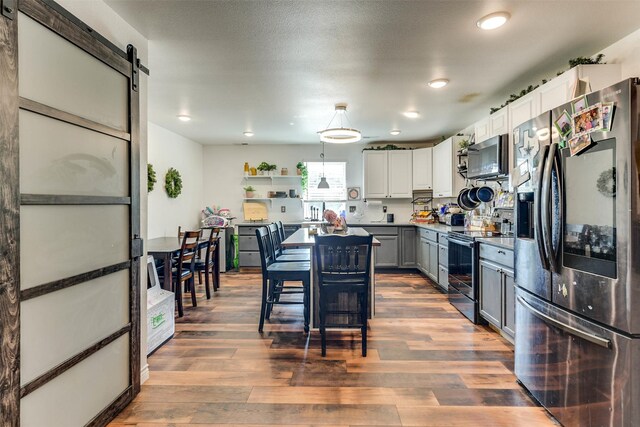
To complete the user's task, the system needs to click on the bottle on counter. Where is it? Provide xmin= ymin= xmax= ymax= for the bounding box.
xmin=243 ymin=162 xmax=250 ymax=176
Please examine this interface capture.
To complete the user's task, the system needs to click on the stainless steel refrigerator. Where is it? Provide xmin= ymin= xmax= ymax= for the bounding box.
xmin=513 ymin=78 xmax=640 ymax=426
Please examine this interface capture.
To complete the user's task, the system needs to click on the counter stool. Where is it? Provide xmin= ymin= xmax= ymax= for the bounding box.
xmin=268 ymin=223 xmax=310 ymax=262
xmin=256 ymin=226 xmax=310 ymax=333
xmin=314 ymin=234 xmax=373 ymax=356
xmin=276 ymin=221 xmax=310 ymax=256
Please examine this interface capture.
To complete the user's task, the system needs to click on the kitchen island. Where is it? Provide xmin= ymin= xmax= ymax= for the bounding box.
xmin=281 ymin=227 xmax=380 ymax=329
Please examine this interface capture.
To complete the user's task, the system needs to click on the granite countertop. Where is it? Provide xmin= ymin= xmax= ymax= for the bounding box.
xmin=477 ymin=237 xmax=515 ymax=250
xmin=236 ymin=221 xmax=463 ymax=233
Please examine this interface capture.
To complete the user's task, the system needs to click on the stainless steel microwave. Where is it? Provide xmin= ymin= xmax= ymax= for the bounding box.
xmin=466 ymin=134 xmax=509 ymax=180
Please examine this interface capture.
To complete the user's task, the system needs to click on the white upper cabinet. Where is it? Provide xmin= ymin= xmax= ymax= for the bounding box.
xmin=363 ymin=150 xmax=412 ymax=198
xmin=432 ymin=136 xmax=466 ymax=198
xmin=388 ymin=151 xmax=413 ymax=198
xmin=489 ymin=108 xmax=509 ymax=137
xmin=363 ymin=150 xmax=388 ymax=199
xmin=412 ymin=147 xmax=433 ymax=190
xmin=473 ymin=117 xmax=490 ymax=143
xmin=508 ymin=90 xmax=540 ymax=132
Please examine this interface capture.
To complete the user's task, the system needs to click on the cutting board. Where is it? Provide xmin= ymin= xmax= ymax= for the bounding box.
xmin=243 ymin=202 xmax=268 ymax=221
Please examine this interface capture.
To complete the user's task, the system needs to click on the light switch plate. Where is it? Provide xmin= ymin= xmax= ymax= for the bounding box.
xmin=281 ymin=206 xmax=286 ymax=213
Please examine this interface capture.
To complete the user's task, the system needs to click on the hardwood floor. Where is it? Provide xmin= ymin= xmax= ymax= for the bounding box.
xmin=111 ymin=272 xmax=558 ymax=426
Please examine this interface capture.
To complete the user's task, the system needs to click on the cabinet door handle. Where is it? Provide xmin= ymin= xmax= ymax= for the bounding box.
xmin=497 ymin=250 xmax=506 ymax=255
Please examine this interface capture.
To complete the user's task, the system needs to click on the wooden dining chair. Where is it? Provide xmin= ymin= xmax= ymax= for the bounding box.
xmin=168 ymin=230 xmax=200 ymax=317
xmin=256 ymin=226 xmax=310 ymax=333
xmin=314 ymin=234 xmax=373 ymax=356
xmin=192 ymin=227 xmax=220 ymax=298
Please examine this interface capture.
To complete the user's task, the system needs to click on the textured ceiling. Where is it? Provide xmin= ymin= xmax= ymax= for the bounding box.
xmin=105 ymin=0 xmax=640 ymax=145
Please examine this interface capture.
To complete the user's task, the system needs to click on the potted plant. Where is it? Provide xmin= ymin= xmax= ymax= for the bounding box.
xmin=244 ymin=185 xmax=255 ymax=198
xmin=257 ymin=162 xmax=270 ymax=175
xmin=296 ymin=162 xmax=308 ymax=190
xmin=267 ymin=163 xmax=278 ymax=176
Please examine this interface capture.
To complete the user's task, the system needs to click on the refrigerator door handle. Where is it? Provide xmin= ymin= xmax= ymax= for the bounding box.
xmin=517 ymin=296 xmax=611 ymax=349
xmin=552 ymin=144 xmax=563 ymax=268
xmin=541 ymin=143 xmax=558 ymax=273
xmin=534 ymin=145 xmax=550 ymax=269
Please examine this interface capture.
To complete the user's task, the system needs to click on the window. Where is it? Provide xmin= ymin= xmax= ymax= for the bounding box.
xmin=303 ymin=161 xmax=346 ymax=218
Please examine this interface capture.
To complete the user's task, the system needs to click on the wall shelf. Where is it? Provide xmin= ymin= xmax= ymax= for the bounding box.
xmin=243 ymin=175 xmax=302 ymax=182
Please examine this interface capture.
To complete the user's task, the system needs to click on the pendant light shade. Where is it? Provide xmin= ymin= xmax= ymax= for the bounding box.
xmin=318 ymin=104 xmax=362 ymax=144
xmin=317 ymin=177 xmax=330 ymax=189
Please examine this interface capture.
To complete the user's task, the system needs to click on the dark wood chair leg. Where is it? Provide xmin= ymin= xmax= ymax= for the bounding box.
xmin=204 ymin=267 xmax=211 ymax=300
xmin=175 ymin=280 xmax=184 ymax=317
xmin=259 ymin=277 xmax=268 ymax=332
xmin=302 ymin=277 xmax=310 ymax=333
xmin=189 ymin=277 xmax=197 ymax=307
xmin=361 ymin=291 xmax=367 ymax=357
xmin=266 ymin=278 xmax=276 ymax=319
xmin=319 ymin=292 xmax=327 ymax=357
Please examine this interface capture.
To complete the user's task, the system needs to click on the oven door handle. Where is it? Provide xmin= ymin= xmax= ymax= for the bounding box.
xmin=448 ymin=237 xmax=475 ymax=248
xmin=517 ymin=296 xmax=611 ymax=349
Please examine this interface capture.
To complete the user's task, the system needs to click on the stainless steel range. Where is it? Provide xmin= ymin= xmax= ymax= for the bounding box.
xmin=447 ymin=230 xmax=502 ymax=324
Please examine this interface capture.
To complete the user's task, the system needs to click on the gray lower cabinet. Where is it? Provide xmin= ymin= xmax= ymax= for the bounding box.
xmin=478 ymin=243 xmax=515 ymax=338
xmin=238 ymin=225 xmax=262 ymax=267
xmin=374 ymin=235 xmax=399 ymax=267
xmin=400 ymin=227 xmax=416 ymax=267
xmin=428 ymin=241 xmax=438 ymax=282
xmin=415 ymin=229 xmax=423 ymax=270
xmin=437 ymin=241 xmax=448 ymax=290
xmin=479 ymin=260 xmax=503 ymax=327
xmin=503 ymin=268 xmax=516 ymax=337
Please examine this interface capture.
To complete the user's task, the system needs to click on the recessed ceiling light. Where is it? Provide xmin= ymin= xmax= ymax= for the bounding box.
xmin=428 ymin=79 xmax=449 ymax=89
xmin=289 ymin=122 xmax=295 ymax=126
xmin=390 ymin=130 xmax=401 ymax=136
xmin=403 ymin=111 xmax=420 ymax=119
xmin=177 ymin=114 xmax=191 ymax=122
xmin=477 ymin=12 xmax=510 ymax=30
xmin=243 ymin=131 xmax=254 ymax=137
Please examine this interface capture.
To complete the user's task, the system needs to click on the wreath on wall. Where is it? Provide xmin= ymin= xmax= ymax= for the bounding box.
xmin=165 ymin=167 xmax=183 ymax=198
xmin=147 ymin=164 xmax=157 ymax=192
xmin=596 ymin=167 xmax=616 ymax=198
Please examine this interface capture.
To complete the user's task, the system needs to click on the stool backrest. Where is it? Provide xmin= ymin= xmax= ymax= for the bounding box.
xmin=268 ymin=223 xmax=283 ymax=257
xmin=277 ymin=221 xmax=286 ymax=241
xmin=256 ymin=226 xmax=276 ymax=271
xmin=314 ymin=234 xmax=373 ymax=285
xmin=178 ymin=230 xmax=200 ymax=277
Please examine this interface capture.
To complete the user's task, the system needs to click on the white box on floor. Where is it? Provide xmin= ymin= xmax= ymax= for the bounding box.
xmin=146 ymin=256 xmax=175 ymax=354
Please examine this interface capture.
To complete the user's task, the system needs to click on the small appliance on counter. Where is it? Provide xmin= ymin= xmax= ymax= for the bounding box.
xmin=444 ymin=213 xmax=465 ymax=226
xmin=386 ymin=213 xmax=394 ymax=223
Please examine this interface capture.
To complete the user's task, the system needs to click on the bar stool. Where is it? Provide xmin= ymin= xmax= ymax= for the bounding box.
xmin=314 ymin=234 xmax=373 ymax=356
xmin=277 ymin=221 xmax=310 ymax=256
xmin=256 ymin=226 xmax=310 ymax=333
xmin=268 ymin=223 xmax=309 ymax=262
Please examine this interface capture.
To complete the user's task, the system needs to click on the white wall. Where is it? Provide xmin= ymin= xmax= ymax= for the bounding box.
xmin=202 ymin=143 xmax=433 ymax=224
xmin=600 ymin=27 xmax=640 ymax=79
xmin=147 ymin=122 xmax=204 ymax=237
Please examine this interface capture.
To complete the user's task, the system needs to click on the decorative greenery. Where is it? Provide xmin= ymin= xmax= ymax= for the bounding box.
xmin=458 ymin=139 xmax=470 ymax=150
xmin=243 ymin=185 xmax=255 ymax=192
xmin=164 ymin=167 xmax=183 ymax=198
xmin=596 ymin=167 xmax=616 ymax=197
xmin=296 ymin=162 xmax=308 ymax=192
xmin=257 ymin=162 xmax=277 ymax=172
xmin=362 ymin=144 xmax=407 ymax=151
xmin=147 ymin=163 xmax=157 ymax=192
xmin=490 ymin=54 xmax=606 ymax=114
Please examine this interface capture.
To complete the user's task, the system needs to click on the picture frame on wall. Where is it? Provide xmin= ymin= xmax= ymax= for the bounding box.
xmin=347 ymin=187 xmax=361 ymax=200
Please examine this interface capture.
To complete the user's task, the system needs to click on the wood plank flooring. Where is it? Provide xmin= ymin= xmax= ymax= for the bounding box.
xmin=111 ymin=272 xmax=558 ymax=426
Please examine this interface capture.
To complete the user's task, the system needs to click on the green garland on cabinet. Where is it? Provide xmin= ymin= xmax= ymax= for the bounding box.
xmin=165 ymin=167 xmax=183 ymax=198
xmin=147 ymin=163 xmax=157 ymax=192
xmin=489 ymin=54 xmax=606 ymax=114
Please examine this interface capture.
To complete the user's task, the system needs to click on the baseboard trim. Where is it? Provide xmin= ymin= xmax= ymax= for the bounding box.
xmin=140 ymin=363 xmax=150 ymax=384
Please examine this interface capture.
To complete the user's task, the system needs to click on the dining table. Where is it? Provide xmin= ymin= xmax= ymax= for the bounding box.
xmin=147 ymin=236 xmax=220 ymax=292
xmin=281 ymin=227 xmax=380 ymax=329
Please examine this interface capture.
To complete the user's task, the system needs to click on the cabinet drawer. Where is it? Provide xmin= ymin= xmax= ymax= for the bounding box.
xmin=238 ymin=225 xmax=265 ymax=236
xmin=420 ymin=228 xmax=438 ymax=243
xmin=479 ymin=244 xmax=513 ymax=268
xmin=438 ymin=244 xmax=448 ymax=267
xmin=438 ymin=265 xmax=448 ymax=289
xmin=239 ymin=251 xmax=261 ymax=267
xmin=363 ymin=226 xmax=398 ymax=235
xmin=439 ymin=233 xmax=448 ymax=244
xmin=239 ymin=235 xmax=259 ymax=251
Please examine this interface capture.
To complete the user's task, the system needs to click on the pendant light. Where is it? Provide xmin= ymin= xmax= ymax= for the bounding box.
xmin=318 ymin=103 xmax=361 ymax=144
xmin=317 ymin=138 xmax=330 ymax=189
